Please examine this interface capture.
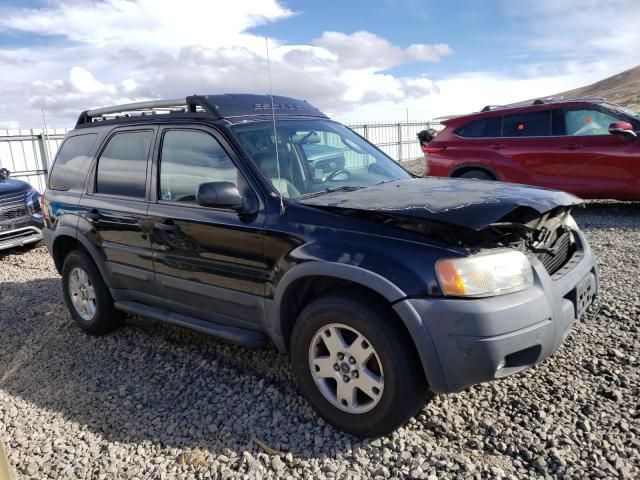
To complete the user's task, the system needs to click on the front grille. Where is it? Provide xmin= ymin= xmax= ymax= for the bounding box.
xmin=537 ymin=230 xmax=572 ymax=275
xmin=0 ymin=191 xmax=28 ymax=222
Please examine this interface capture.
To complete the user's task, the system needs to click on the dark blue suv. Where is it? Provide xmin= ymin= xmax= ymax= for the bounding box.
xmin=41 ymin=94 xmax=598 ymax=437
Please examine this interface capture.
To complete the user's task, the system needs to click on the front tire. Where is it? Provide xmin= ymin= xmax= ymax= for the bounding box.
xmin=61 ymin=250 xmax=123 ymax=335
xmin=290 ymin=294 xmax=427 ymax=437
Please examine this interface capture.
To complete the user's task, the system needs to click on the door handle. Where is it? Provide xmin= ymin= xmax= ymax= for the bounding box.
xmin=560 ymin=144 xmax=581 ymax=150
xmin=85 ymin=209 xmax=101 ymax=222
xmin=489 ymin=144 xmax=506 ymax=150
xmin=154 ymin=220 xmax=178 ymax=233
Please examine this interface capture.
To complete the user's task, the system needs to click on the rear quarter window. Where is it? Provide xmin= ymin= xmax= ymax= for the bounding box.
xmin=454 ymin=117 xmax=501 ymax=138
xmin=48 ymin=133 xmax=98 ymax=191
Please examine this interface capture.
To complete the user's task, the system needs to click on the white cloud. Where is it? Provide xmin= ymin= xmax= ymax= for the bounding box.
xmin=0 ymin=0 xmax=294 ymax=52
xmin=0 ymin=0 xmax=636 ymax=128
xmin=0 ymin=0 xmax=452 ymax=127
xmin=504 ymin=0 xmax=640 ymax=56
xmin=313 ymin=31 xmax=452 ymax=70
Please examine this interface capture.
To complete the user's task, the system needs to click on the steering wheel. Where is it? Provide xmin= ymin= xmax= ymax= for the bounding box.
xmin=323 ymin=168 xmax=351 ymax=183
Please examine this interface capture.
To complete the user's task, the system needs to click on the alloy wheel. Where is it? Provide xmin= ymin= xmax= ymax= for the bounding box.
xmin=308 ymin=323 xmax=384 ymax=414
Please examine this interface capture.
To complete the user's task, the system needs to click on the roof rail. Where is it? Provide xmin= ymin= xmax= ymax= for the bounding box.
xmin=76 ymin=96 xmax=215 ymax=126
xmin=480 ymin=105 xmax=505 ymax=112
xmin=531 ymin=96 xmax=606 ymax=106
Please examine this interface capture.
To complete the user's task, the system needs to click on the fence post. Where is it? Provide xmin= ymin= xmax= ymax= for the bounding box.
xmin=397 ymin=123 xmax=402 ymax=161
xmin=37 ymin=134 xmax=49 ymax=172
xmin=363 ymin=124 xmax=369 ymax=140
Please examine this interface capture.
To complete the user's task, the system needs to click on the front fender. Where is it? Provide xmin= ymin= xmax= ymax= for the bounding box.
xmin=265 ymin=260 xmax=446 ymax=393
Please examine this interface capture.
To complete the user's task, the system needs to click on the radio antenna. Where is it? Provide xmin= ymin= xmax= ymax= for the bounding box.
xmin=265 ymin=37 xmax=285 ymax=213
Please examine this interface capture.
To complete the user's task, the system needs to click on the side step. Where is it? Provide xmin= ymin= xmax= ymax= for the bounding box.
xmin=114 ymin=301 xmax=268 ymax=348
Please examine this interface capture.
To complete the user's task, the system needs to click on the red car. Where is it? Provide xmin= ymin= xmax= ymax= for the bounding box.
xmin=424 ymin=98 xmax=640 ymax=200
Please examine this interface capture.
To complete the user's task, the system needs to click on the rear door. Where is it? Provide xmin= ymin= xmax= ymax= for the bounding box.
xmin=495 ymin=109 xmax=569 ymax=188
xmin=147 ymin=126 xmax=267 ymax=330
xmin=80 ymin=128 xmax=156 ymax=297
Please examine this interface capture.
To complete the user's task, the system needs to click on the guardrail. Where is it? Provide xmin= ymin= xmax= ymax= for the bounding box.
xmin=0 ymin=121 xmax=440 ymax=191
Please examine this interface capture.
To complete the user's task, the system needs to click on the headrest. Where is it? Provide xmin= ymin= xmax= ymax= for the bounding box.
xmin=253 ymin=150 xmax=287 ymax=178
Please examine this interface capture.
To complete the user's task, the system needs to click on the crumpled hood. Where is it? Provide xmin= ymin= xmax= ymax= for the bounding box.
xmin=0 ymin=176 xmax=31 ymax=195
xmin=299 ymin=177 xmax=583 ymax=230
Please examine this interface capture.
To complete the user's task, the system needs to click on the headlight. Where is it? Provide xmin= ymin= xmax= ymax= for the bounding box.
xmin=436 ymin=249 xmax=533 ymax=297
xmin=25 ymin=188 xmax=41 ymax=216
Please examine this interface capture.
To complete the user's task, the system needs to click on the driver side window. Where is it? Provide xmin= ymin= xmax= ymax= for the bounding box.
xmin=563 ymin=108 xmax=620 ymax=136
xmin=159 ymin=130 xmax=238 ymax=204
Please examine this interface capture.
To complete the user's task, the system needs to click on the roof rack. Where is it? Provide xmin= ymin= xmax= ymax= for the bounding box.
xmin=76 ymin=94 xmax=328 ymax=127
xmin=76 ymin=96 xmax=213 ymax=126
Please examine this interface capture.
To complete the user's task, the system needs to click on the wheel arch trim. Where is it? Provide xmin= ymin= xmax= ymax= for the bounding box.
xmin=49 ymin=227 xmax=112 ymax=288
xmin=268 ymin=261 xmax=445 ymax=391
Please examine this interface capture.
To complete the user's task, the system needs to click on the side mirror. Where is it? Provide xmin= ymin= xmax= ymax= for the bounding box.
xmin=608 ymin=121 xmax=637 ymax=140
xmin=196 ymin=181 xmax=258 ymax=214
xmin=0 ymin=168 xmax=10 ymax=178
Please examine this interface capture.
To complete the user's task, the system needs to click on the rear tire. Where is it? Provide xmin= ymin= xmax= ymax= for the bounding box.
xmin=61 ymin=250 xmax=123 ymax=335
xmin=290 ymin=294 xmax=427 ymax=438
xmin=458 ymin=169 xmax=494 ymax=180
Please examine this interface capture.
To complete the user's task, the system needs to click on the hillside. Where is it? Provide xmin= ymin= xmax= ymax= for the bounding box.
xmin=528 ymin=65 xmax=640 ymax=110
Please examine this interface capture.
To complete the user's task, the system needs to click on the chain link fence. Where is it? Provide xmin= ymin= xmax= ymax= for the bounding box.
xmin=0 ymin=121 xmax=440 ymax=191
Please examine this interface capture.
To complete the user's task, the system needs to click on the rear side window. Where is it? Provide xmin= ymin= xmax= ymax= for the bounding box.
xmin=503 ymin=110 xmax=551 ymax=137
xmin=454 ymin=117 xmax=501 ymax=138
xmin=48 ymin=134 xmax=98 ymax=191
xmin=96 ymin=130 xmax=153 ymax=198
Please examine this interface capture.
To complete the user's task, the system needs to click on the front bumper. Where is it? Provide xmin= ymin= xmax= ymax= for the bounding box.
xmin=394 ymin=228 xmax=598 ymax=393
xmin=0 ymin=216 xmax=43 ymax=251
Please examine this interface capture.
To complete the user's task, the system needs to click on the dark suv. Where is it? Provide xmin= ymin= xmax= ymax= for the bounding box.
xmin=42 ymin=94 xmax=598 ymax=437
xmin=425 ymin=98 xmax=640 ymax=200
xmin=0 ymin=168 xmax=43 ymax=251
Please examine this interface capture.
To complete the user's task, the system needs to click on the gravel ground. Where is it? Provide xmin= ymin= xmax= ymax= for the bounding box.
xmin=1 ymin=200 xmax=639 ymax=480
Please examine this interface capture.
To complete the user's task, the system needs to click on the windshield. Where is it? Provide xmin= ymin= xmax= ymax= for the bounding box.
xmin=616 ymin=105 xmax=640 ymax=121
xmin=232 ymin=119 xmax=412 ymax=199
xmin=607 ymin=103 xmax=640 ymax=123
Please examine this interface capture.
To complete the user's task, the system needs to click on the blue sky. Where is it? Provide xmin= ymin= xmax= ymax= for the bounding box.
xmin=0 ymin=0 xmax=638 ymax=127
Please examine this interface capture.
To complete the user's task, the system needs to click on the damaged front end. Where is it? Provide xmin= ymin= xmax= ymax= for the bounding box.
xmin=299 ymin=177 xmax=584 ymax=278
xmin=325 ymin=204 xmax=579 ymax=278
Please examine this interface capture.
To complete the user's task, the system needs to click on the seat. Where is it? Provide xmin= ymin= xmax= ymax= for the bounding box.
xmin=253 ymin=151 xmax=300 ymax=198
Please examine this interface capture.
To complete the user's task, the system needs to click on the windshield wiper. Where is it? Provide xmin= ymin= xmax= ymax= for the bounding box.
xmin=298 ymin=185 xmax=365 ymax=199
xmin=375 ymin=178 xmax=402 ymax=186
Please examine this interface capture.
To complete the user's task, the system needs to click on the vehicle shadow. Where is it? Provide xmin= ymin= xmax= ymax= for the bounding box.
xmin=0 ymin=278 xmax=357 ymax=463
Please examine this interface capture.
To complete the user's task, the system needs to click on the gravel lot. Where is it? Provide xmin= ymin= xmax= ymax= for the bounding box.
xmin=1 ymin=200 xmax=639 ymax=479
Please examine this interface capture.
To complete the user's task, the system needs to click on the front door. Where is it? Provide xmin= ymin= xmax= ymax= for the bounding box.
xmin=147 ymin=127 xmax=267 ymax=330
xmin=547 ymin=106 xmax=640 ymax=198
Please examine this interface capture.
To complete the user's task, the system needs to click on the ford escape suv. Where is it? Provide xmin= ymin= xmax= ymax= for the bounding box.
xmin=42 ymin=94 xmax=598 ymax=437
xmin=0 ymin=167 xmax=43 ymax=251
xmin=424 ymin=98 xmax=640 ymax=200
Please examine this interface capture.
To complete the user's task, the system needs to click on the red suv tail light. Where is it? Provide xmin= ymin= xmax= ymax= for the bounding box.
xmin=421 ymin=145 xmax=446 ymax=176
xmin=421 ymin=146 xmax=447 ymax=154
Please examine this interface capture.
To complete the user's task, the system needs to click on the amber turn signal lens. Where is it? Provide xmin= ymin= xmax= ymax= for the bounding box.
xmin=435 ymin=260 xmax=466 ymax=295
